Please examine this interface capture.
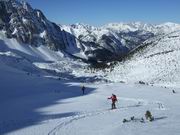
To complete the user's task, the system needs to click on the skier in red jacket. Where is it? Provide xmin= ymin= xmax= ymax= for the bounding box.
xmin=108 ymin=94 xmax=117 ymax=109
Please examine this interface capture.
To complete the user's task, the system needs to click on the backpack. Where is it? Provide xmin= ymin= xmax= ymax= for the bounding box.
xmin=113 ymin=95 xmax=117 ymax=101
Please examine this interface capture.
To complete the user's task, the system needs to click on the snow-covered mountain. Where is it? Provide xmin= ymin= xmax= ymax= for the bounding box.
xmin=0 ymin=0 xmax=154 ymax=61
xmin=61 ymin=22 xmax=180 ymax=61
xmin=1 ymin=0 xmax=180 ymax=62
xmin=0 ymin=0 xmax=65 ymax=50
xmin=101 ymin=30 xmax=180 ymax=87
xmin=102 ymin=22 xmax=180 ymax=34
xmin=61 ymin=23 xmax=155 ymax=61
xmin=0 ymin=30 xmax=89 ymax=81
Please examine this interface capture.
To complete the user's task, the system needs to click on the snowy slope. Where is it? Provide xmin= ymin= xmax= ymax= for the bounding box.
xmin=0 ymin=62 xmax=180 ymax=135
xmin=2 ymin=30 xmax=180 ymax=135
xmin=74 ymin=30 xmax=180 ymax=87
xmin=105 ymin=30 xmax=180 ymax=87
xmin=0 ymin=30 xmax=90 ymax=82
xmin=0 ymin=59 xmax=92 ymax=134
xmin=0 ymin=1 xmax=180 ymax=134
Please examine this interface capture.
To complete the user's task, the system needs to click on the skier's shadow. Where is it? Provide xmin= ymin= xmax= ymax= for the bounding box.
xmin=127 ymin=104 xmax=142 ymax=107
xmin=119 ymin=104 xmax=143 ymax=109
xmin=153 ymin=116 xmax=167 ymax=121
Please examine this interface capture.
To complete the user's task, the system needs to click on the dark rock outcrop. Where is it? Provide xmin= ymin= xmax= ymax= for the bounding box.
xmin=0 ymin=0 xmax=65 ymax=51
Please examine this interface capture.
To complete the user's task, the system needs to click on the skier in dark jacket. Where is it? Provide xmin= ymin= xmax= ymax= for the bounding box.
xmin=81 ymin=85 xmax=85 ymax=94
xmin=108 ymin=94 xmax=117 ymax=109
xmin=145 ymin=110 xmax=154 ymax=121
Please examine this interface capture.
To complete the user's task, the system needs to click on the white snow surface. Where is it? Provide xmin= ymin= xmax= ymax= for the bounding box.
xmin=0 ymin=61 xmax=180 ymax=135
xmin=0 ymin=31 xmax=88 ymax=79
xmin=105 ymin=30 xmax=180 ymax=87
xmin=0 ymin=32 xmax=65 ymax=61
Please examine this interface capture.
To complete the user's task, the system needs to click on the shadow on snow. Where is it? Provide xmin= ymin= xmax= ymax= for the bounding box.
xmin=0 ymin=39 xmax=96 ymax=134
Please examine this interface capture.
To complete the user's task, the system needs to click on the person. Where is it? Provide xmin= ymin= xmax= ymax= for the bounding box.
xmin=172 ymin=90 xmax=176 ymax=93
xmin=145 ymin=110 xmax=154 ymax=121
xmin=81 ymin=85 xmax=85 ymax=94
xmin=108 ymin=94 xmax=117 ymax=109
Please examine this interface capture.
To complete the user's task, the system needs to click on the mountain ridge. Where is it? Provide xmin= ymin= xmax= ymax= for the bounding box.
xmin=1 ymin=0 xmax=180 ymax=62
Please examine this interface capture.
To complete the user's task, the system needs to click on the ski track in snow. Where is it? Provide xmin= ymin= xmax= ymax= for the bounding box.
xmin=47 ymin=98 xmax=166 ymax=135
xmin=0 ymin=97 xmax=166 ymax=135
xmin=47 ymin=108 xmax=122 ymax=135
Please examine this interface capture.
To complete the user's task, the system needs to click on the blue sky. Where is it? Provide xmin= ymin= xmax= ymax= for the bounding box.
xmin=27 ymin=0 xmax=180 ymax=26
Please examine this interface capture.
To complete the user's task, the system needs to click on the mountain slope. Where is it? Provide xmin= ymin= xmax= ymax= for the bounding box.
xmin=0 ymin=30 xmax=90 ymax=82
xmin=106 ymin=30 xmax=180 ymax=87
xmin=61 ymin=22 xmax=180 ymax=62
xmin=0 ymin=0 xmax=65 ymax=50
xmin=61 ymin=23 xmax=155 ymax=61
xmin=1 ymin=64 xmax=180 ymax=135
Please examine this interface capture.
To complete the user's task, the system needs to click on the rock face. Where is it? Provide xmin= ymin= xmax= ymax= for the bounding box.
xmin=0 ymin=0 xmax=65 ymax=51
